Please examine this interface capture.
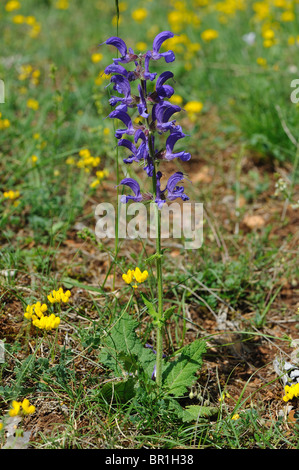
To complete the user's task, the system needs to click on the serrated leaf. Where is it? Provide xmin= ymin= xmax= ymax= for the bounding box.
xmin=140 ymin=294 xmax=159 ymax=322
xmin=164 ymin=306 xmax=176 ymax=321
xmin=99 ymin=312 xmax=157 ymax=379
xmin=181 ymin=405 xmax=218 ymax=422
xmin=162 ymin=339 xmax=206 ymax=396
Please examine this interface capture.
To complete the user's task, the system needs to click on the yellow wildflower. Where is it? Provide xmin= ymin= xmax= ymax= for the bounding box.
xmin=132 ymin=8 xmax=147 ymax=22
xmin=12 ymin=14 xmax=25 ymax=24
xmin=0 ymin=117 xmax=11 ymax=130
xmin=122 ymin=267 xmax=149 ymax=288
xmin=5 ymin=1 xmax=21 ymax=12
xmin=170 ymin=94 xmax=183 ymax=106
xmin=31 ymin=154 xmax=38 ymax=164
xmin=9 ymin=400 xmax=21 ymax=417
xmin=184 ymin=100 xmax=203 ymax=121
xmin=282 ymin=383 xmax=299 ymax=402
xmin=3 ymin=190 xmax=20 ymax=200
xmin=21 ymin=398 xmax=35 ymax=415
xmin=201 ymin=29 xmax=219 ymax=42
xmin=47 ymin=287 xmax=71 ymax=304
xmin=91 ymin=53 xmax=103 ymax=63
xmin=281 ymin=10 xmax=295 ymax=22
xmin=256 ymin=57 xmax=267 ymax=67
xmin=55 ymin=0 xmax=69 ymax=9
xmin=136 ymin=41 xmax=147 ymax=51
xmin=0 ymin=422 xmax=3 ymax=431
xmin=32 ymin=313 xmax=60 ymax=330
xmin=9 ymin=399 xmax=35 ymax=417
xmin=231 ymin=413 xmax=240 ymax=420
xmin=26 ymin=98 xmax=39 ymax=111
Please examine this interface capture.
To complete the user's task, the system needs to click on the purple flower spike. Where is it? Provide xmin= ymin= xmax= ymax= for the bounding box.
xmin=118 ymin=139 xmax=138 ymax=164
xmin=151 ymin=31 xmax=175 ymax=63
xmin=167 ymin=172 xmax=190 ymax=202
xmin=102 ymin=36 xmax=138 ymax=64
xmin=119 ymin=178 xmax=144 ymax=203
xmin=109 ymin=109 xmax=135 ymax=138
xmin=153 ymin=101 xmax=182 ymax=133
xmin=155 ymin=71 xmax=174 ymax=100
xmin=164 ymin=132 xmax=191 ymax=161
xmin=155 ymin=171 xmax=189 ymax=208
xmin=137 ymin=84 xmax=149 ymax=118
xmin=109 ymin=75 xmax=133 ymax=110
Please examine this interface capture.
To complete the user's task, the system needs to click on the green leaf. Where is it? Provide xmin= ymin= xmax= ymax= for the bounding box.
xmin=100 ymin=377 xmax=136 ymax=403
xmin=140 ymin=294 xmax=161 ymax=326
xmin=180 ymin=405 xmax=218 ymax=422
xmin=162 ymin=339 xmax=206 ymax=396
xmin=99 ymin=312 xmax=156 ymax=379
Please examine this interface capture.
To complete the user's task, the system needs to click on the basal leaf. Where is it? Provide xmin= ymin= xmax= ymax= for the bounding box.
xmin=162 ymin=339 xmax=206 ymax=396
xmin=99 ymin=312 xmax=156 ymax=379
xmin=181 ymin=405 xmax=218 ymax=422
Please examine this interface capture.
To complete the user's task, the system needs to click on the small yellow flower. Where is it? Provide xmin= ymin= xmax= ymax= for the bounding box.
xmin=47 ymin=287 xmax=71 ymax=304
xmin=5 ymin=1 xmax=21 ymax=12
xmin=122 ymin=269 xmax=134 ymax=285
xmin=12 ymin=14 xmax=25 ymax=24
xmin=9 ymin=400 xmax=21 ymax=417
xmin=3 ymin=190 xmax=20 ymax=200
xmin=32 ymin=313 xmax=60 ymax=330
xmin=31 ymin=154 xmax=38 ymax=164
xmin=9 ymin=399 xmax=35 ymax=417
xmin=21 ymin=398 xmax=35 ymax=415
xmin=26 ymin=98 xmax=39 ymax=111
xmin=136 ymin=41 xmax=147 ymax=51
xmin=256 ymin=57 xmax=267 ymax=67
xmin=132 ymin=8 xmax=147 ymax=22
xmin=170 ymin=94 xmax=183 ymax=106
xmin=55 ymin=0 xmax=69 ymax=10
xmin=231 ymin=413 xmax=240 ymax=420
xmin=0 ymin=422 xmax=3 ymax=431
xmin=122 ymin=267 xmax=148 ymax=288
xmin=91 ymin=53 xmax=103 ymax=63
xmin=201 ymin=29 xmax=219 ymax=42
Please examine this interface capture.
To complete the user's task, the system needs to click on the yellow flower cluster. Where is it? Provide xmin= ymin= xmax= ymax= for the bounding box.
xmin=168 ymin=1 xmax=201 ymax=33
xmin=26 ymin=98 xmax=39 ymax=111
xmin=91 ymin=52 xmax=103 ymax=63
xmin=9 ymin=399 xmax=35 ymax=417
xmin=201 ymin=29 xmax=219 ymax=42
xmin=24 ymin=289 xmax=70 ymax=331
xmin=18 ymin=64 xmax=41 ymax=86
xmin=90 ymin=169 xmax=109 ymax=188
xmin=282 ymin=383 xmax=299 ymax=402
xmin=0 ymin=112 xmax=11 ymax=130
xmin=3 ymin=189 xmax=20 ymax=200
xmin=67 ymin=149 xmax=101 ymax=172
xmin=122 ymin=267 xmax=149 ymax=289
xmin=184 ymin=101 xmax=204 ymax=122
xmin=55 ymin=0 xmax=69 ymax=9
xmin=11 ymin=14 xmax=41 ymax=38
xmin=132 ymin=8 xmax=148 ymax=23
xmin=5 ymin=0 xmax=21 ymax=12
xmin=47 ymin=287 xmax=71 ymax=304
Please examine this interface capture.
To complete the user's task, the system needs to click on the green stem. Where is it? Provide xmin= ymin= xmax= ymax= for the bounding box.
xmin=147 ymin=131 xmax=164 ymax=389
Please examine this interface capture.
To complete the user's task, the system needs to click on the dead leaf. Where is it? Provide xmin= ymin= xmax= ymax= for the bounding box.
xmin=243 ymin=214 xmax=265 ymax=229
